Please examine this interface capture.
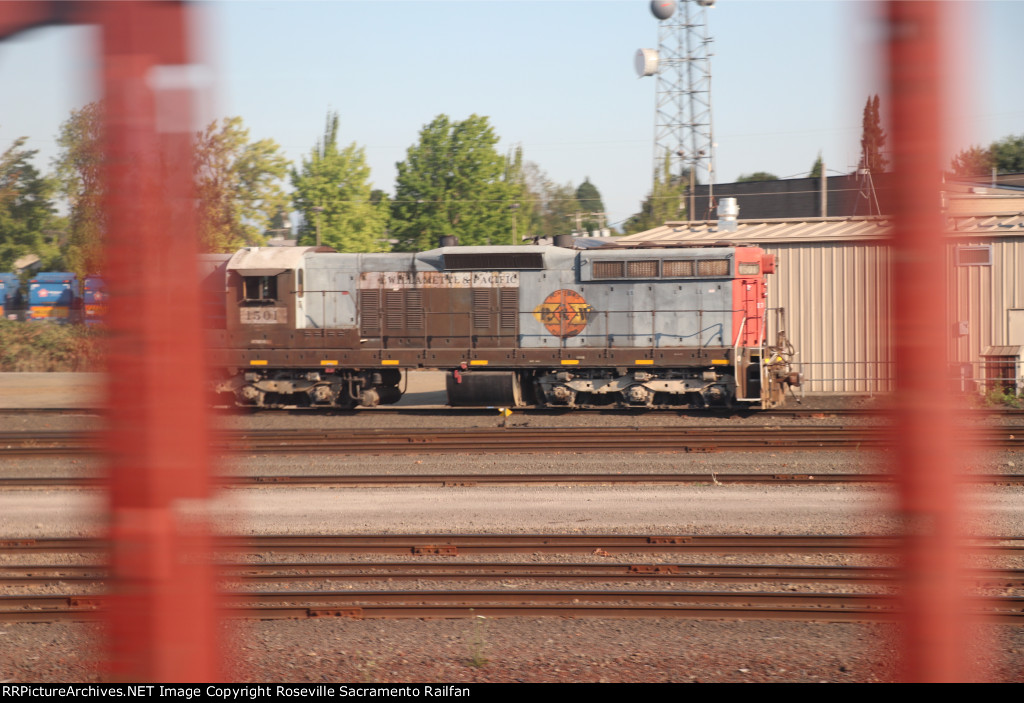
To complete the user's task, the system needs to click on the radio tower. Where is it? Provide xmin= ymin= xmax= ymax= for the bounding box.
xmin=636 ymin=1 xmax=716 ymax=197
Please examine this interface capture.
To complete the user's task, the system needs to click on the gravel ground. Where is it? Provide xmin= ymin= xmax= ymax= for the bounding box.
xmin=0 ymin=375 xmax=1021 ymax=683
xmin=0 ymin=619 xmax=1020 ymax=683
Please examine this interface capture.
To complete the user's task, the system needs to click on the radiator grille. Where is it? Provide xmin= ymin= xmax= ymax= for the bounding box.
xmin=593 ymin=261 xmax=625 ymax=279
xmin=627 ymin=260 xmax=659 ymax=278
xmin=663 ymin=260 xmax=694 ymax=277
xmin=697 ymin=259 xmax=730 ymax=276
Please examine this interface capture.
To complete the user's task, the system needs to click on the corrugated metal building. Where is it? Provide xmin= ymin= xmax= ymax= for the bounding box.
xmin=614 ymin=213 xmax=1024 ymax=393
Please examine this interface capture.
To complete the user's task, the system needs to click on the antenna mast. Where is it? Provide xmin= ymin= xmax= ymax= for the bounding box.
xmin=636 ymin=1 xmax=716 ymax=195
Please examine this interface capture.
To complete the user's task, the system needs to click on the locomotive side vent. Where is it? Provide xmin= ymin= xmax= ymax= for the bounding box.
xmin=385 ymin=291 xmax=405 ymax=330
xmin=627 ymin=260 xmax=659 ymax=278
xmin=360 ymin=290 xmax=381 ymax=334
xmin=593 ymin=261 xmax=625 ymax=279
xmin=697 ymin=259 xmax=730 ymax=276
xmin=444 ymin=253 xmax=544 ymax=270
xmin=405 ymin=290 xmax=425 ymax=331
xmin=472 ymin=290 xmax=492 ymax=328
xmin=499 ymin=289 xmax=518 ymax=330
xmin=663 ymin=260 xmax=694 ymax=277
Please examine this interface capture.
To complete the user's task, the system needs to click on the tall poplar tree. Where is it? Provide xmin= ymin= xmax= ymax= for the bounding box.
xmin=54 ymin=102 xmax=104 ymax=275
xmin=858 ymin=95 xmax=888 ymax=174
xmin=291 ymin=112 xmax=389 ymax=252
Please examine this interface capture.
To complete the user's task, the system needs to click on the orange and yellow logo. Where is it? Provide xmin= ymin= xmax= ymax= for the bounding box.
xmin=533 ymin=289 xmax=592 ymax=338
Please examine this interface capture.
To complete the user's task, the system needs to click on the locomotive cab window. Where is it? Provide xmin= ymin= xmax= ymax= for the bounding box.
xmin=242 ymin=275 xmax=278 ymax=303
xmin=738 ymin=262 xmax=760 ymax=275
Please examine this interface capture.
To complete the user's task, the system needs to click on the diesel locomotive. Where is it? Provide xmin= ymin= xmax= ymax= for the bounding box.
xmin=205 ymin=241 xmax=800 ymax=409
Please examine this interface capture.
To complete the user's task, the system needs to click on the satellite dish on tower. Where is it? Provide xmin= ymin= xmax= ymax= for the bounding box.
xmin=635 ymin=48 xmax=659 ymax=77
xmin=650 ymin=1 xmax=676 ymax=20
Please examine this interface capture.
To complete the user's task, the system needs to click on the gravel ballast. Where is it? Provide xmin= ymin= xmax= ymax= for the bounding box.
xmin=0 ymin=376 xmax=1021 ymax=682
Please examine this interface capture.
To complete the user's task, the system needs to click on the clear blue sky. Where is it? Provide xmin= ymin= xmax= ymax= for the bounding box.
xmin=1 ymin=1 xmax=1021 ymax=230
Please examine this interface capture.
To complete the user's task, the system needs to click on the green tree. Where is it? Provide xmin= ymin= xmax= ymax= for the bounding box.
xmin=54 ymin=102 xmax=103 ymax=276
xmin=809 ymin=152 xmax=824 ymax=179
xmin=623 ymin=153 xmax=687 ymax=234
xmin=858 ymin=94 xmax=888 ymax=174
xmin=736 ymin=171 xmax=779 ymax=183
xmin=496 ymin=144 xmax=531 ymax=246
xmin=519 ymin=162 xmax=578 ymax=241
xmin=292 ymin=112 xmax=389 ymax=252
xmin=574 ymin=178 xmax=606 ymax=234
xmin=390 ymin=114 xmax=519 ymax=251
xmin=990 ymin=134 xmax=1024 ymax=174
xmin=950 ymin=145 xmax=993 ymax=178
xmin=0 ymin=137 xmax=61 ymax=273
xmin=194 ymin=116 xmax=289 ymax=252
xmin=949 ymin=134 xmax=1024 ymax=178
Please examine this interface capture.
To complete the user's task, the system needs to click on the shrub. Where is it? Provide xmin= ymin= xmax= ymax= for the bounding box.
xmin=0 ymin=320 xmax=105 ymax=372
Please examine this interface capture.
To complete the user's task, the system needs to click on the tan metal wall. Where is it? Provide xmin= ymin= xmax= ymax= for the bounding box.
xmin=947 ymin=237 xmax=1024 ymax=372
xmin=761 ymin=236 xmax=1024 ymax=394
xmin=764 ymin=242 xmax=893 ymax=393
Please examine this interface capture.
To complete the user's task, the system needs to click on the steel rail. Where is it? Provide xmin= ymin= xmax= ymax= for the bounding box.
xmin=3 ymin=562 xmax=1023 ymax=587
xmin=3 ymin=425 xmax=1024 ymax=458
xmin=6 ymin=406 xmax=1024 ymax=420
xmin=2 ymin=534 xmax=1022 ymax=556
xmin=1 ymin=591 xmax=1021 ymax=624
xmin=4 ymin=473 xmax=1024 ymax=489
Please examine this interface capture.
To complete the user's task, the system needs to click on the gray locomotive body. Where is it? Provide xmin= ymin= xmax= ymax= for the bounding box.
xmin=206 ymin=243 xmax=798 ymax=409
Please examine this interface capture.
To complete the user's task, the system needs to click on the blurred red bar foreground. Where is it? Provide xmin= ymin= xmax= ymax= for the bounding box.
xmin=0 ymin=1 xmax=219 ymax=682
xmin=885 ymin=1 xmax=973 ymax=682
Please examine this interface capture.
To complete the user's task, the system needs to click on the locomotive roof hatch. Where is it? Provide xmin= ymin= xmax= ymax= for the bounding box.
xmin=226 ymin=247 xmax=319 ymax=276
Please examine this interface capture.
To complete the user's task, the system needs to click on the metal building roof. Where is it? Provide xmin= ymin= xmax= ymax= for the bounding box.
xmin=613 ymin=214 xmax=1024 ymax=246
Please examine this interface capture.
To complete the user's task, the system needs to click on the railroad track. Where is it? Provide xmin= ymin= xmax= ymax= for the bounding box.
xmin=2 ymin=535 xmax=1022 ymax=624
xmin=3 ymin=424 xmax=1024 ymax=457
xmin=5 ymin=592 xmax=1023 ymax=624
xmin=4 ymin=473 xmax=1024 ymax=489
xmin=4 ymin=561 xmax=1023 ymax=587
xmin=6 ymin=405 xmax=1024 ymax=420
xmin=3 ymin=533 xmax=1022 ymax=555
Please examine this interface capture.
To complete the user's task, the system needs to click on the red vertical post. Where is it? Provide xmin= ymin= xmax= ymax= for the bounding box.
xmin=100 ymin=2 xmax=220 ymax=682
xmin=0 ymin=0 xmax=219 ymax=683
xmin=886 ymin=1 xmax=972 ymax=682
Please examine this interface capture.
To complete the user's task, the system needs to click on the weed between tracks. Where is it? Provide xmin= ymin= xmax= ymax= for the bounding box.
xmin=466 ymin=613 xmax=489 ymax=668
